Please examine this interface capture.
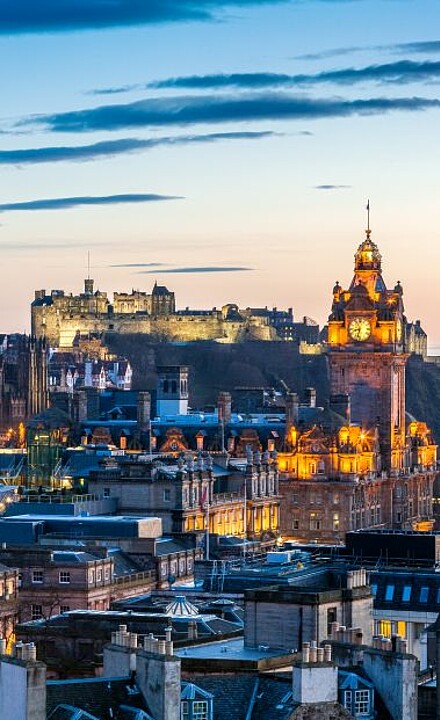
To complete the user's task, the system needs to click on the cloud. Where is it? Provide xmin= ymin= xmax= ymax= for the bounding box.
xmin=148 ymin=61 xmax=440 ymax=91
xmin=0 ymin=193 xmax=181 ymax=212
xmin=139 ymin=266 xmax=253 ymax=274
xmin=295 ymin=40 xmax=440 ymax=62
xmin=314 ymin=184 xmax=351 ymax=190
xmin=29 ymin=93 xmax=440 ymax=133
xmin=0 ymin=0 xmax=295 ymax=34
xmin=0 ymin=131 xmax=278 ymax=166
xmin=110 ymin=262 xmax=168 ymax=268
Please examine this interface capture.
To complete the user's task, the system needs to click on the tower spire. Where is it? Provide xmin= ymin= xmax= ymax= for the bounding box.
xmin=366 ymin=199 xmax=371 ymax=238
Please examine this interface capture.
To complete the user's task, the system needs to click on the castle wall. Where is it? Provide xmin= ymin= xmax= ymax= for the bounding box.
xmin=31 ymin=307 xmax=278 ymax=347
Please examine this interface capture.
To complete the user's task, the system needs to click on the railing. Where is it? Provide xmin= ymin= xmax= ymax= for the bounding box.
xmin=19 ymin=493 xmax=107 ymax=504
xmin=211 ymin=492 xmax=242 ymax=506
xmin=113 ymin=570 xmax=156 ymax=587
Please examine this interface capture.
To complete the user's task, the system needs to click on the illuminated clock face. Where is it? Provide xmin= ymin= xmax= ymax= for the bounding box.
xmin=396 ymin=318 xmax=403 ymax=343
xmin=348 ymin=317 xmax=371 ymax=342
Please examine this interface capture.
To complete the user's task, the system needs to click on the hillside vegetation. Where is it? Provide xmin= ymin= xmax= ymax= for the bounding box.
xmin=107 ymin=335 xmax=440 ymax=442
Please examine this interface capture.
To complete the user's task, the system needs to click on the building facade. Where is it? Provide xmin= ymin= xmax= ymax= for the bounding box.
xmin=278 ymin=227 xmax=438 ymax=542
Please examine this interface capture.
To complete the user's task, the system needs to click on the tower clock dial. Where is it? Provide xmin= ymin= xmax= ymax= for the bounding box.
xmin=348 ymin=317 xmax=371 ymax=341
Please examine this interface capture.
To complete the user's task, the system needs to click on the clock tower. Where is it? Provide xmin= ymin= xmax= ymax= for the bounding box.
xmin=327 ymin=227 xmax=406 ymax=470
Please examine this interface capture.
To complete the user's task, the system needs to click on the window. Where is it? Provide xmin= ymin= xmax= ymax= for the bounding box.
xmin=436 ymin=587 xmax=440 ymax=604
xmin=193 ymin=701 xmax=209 ymax=720
xmin=420 ymin=586 xmax=429 ymax=603
xmin=89 ymin=570 xmax=95 ymax=584
xmin=105 ymin=568 xmax=110 ymax=581
xmin=163 ymin=489 xmax=171 ymax=502
xmin=385 ymin=584 xmax=395 ymax=601
xmin=397 ymin=621 xmax=406 ymax=638
xmin=103 ymin=488 xmax=110 ymax=498
xmin=31 ymin=604 xmax=43 ymax=620
xmin=332 ymin=512 xmax=340 ymax=531
xmin=59 ymin=571 xmax=70 ymax=584
xmin=377 ymin=620 xmax=391 ymax=638
xmin=344 ymin=690 xmax=352 ymax=708
xmin=97 ymin=569 xmax=102 ymax=582
xmin=181 ymin=701 xmax=189 ymax=720
xmin=354 ymin=689 xmax=370 ymax=715
xmin=402 ymin=585 xmax=412 ymax=602
xmin=309 ymin=512 xmax=321 ymax=531
xmin=60 ymin=605 xmax=70 ymax=614
xmin=292 ymin=519 xmax=299 ymax=530
xmin=327 ymin=607 xmax=337 ymax=636
xmin=370 ymin=584 xmax=377 ymax=597
xmin=32 ymin=570 xmax=43 ymax=584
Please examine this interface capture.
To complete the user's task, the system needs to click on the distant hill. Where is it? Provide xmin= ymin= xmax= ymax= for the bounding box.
xmin=107 ymin=335 xmax=440 ymax=443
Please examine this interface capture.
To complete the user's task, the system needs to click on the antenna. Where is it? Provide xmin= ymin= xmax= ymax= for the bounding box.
xmin=366 ymin=199 xmax=371 ymax=238
xmin=87 ymin=251 xmax=90 ymax=280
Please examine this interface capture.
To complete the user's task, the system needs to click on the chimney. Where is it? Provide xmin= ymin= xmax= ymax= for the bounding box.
xmin=217 ymin=392 xmax=232 ymax=424
xmin=292 ymin=641 xmax=338 ymax=705
xmin=285 ymin=392 xmax=299 ymax=432
xmin=137 ymin=392 xmax=151 ymax=432
xmin=34 ymin=290 xmax=46 ymax=301
xmin=136 ymin=635 xmax=181 ymax=720
xmin=0 ymin=644 xmax=46 ymax=720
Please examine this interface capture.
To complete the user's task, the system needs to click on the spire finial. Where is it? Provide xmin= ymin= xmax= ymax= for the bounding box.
xmin=366 ymin=199 xmax=371 ymax=238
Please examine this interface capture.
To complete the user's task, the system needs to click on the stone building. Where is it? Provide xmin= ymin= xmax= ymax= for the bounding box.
xmin=31 ymin=278 xmax=312 ymax=347
xmin=87 ymin=450 xmax=280 ymax=540
xmin=278 ymin=226 xmax=438 ymax=543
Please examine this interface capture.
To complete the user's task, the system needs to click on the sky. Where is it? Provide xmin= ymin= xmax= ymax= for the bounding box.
xmin=1 ymin=0 xmax=440 ymax=347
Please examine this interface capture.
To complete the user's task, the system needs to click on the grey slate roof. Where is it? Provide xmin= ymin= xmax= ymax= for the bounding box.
xmin=47 ymin=677 xmax=149 ymax=720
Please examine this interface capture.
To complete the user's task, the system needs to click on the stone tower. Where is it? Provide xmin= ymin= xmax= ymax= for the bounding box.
xmin=327 ymin=227 xmax=406 ymax=470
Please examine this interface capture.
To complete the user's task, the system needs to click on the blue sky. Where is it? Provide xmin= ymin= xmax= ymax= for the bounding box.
xmin=1 ymin=0 xmax=440 ymax=345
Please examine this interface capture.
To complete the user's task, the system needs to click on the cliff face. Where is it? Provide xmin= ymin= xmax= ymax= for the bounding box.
xmin=106 ymin=336 xmax=329 ymax=409
xmin=405 ymin=356 xmax=440 ymax=442
xmin=106 ymin=335 xmax=440 ymax=443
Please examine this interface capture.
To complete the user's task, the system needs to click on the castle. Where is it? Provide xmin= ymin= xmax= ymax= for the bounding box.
xmin=31 ymin=280 xmax=318 ymax=347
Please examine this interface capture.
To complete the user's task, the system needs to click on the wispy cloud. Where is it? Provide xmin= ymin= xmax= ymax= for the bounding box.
xmin=0 ymin=0 xmax=296 ymax=34
xmin=110 ymin=262 xmax=168 ymax=268
xmin=314 ymin=184 xmax=351 ymax=190
xmin=0 ymin=193 xmax=182 ymax=213
xmin=0 ymin=131 xmax=278 ymax=166
xmin=295 ymin=40 xmax=440 ymax=62
xmin=139 ymin=266 xmax=253 ymax=274
xmin=148 ymin=61 xmax=440 ymax=91
xmin=28 ymin=93 xmax=440 ymax=133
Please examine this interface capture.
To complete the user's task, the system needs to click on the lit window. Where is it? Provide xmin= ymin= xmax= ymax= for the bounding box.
xmin=420 ymin=586 xmax=429 ymax=603
xmin=378 ymin=620 xmax=392 ymax=638
xmin=370 ymin=584 xmax=377 ymax=597
xmin=385 ymin=585 xmax=395 ymax=601
xmin=397 ymin=621 xmax=406 ymax=638
xmin=32 ymin=570 xmax=43 ymax=584
xmin=31 ymin=604 xmax=43 ymax=620
xmin=332 ymin=513 xmax=340 ymax=531
xmin=402 ymin=585 xmax=412 ymax=602
xmin=59 ymin=571 xmax=71 ymax=584
xmin=436 ymin=587 xmax=440 ymax=604
xmin=354 ymin=689 xmax=370 ymax=715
